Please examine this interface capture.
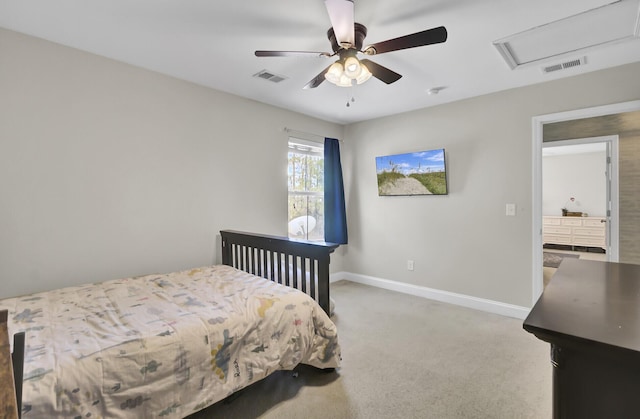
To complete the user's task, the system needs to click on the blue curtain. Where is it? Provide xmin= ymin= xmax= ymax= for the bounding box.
xmin=324 ymin=137 xmax=348 ymax=244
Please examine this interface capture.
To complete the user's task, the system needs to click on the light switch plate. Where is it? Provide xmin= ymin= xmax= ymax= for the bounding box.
xmin=506 ymin=203 xmax=516 ymax=216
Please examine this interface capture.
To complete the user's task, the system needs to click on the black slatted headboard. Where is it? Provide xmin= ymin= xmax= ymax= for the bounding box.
xmin=220 ymin=230 xmax=339 ymax=315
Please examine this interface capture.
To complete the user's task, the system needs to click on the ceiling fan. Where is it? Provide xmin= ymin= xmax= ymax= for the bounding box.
xmin=255 ymin=0 xmax=448 ymax=89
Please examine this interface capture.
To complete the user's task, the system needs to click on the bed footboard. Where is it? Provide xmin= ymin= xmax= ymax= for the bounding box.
xmin=1 ymin=310 xmax=20 ymax=419
xmin=220 ymin=230 xmax=339 ymax=315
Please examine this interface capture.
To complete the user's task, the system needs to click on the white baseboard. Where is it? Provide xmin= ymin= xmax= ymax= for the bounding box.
xmin=330 ymin=271 xmax=531 ymax=320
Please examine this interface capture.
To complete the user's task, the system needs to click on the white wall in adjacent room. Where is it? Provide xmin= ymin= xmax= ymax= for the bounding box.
xmin=542 ymin=150 xmax=607 ymax=217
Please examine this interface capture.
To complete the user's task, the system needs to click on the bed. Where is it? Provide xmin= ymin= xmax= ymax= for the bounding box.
xmin=0 ymin=230 xmax=341 ymax=418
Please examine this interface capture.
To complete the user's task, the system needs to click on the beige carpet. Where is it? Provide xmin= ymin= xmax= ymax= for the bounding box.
xmin=543 ymin=252 xmax=579 ymax=268
xmin=188 ymin=281 xmax=552 ymax=418
xmin=542 ymin=250 xmax=607 ymax=288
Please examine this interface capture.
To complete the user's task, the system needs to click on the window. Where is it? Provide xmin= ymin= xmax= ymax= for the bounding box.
xmin=288 ymin=138 xmax=324 ymax=241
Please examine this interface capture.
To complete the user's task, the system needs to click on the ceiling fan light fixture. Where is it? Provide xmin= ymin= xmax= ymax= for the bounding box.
xmin=325 ymin=59 xmax=359 ymax=87
xmin=325 ymin=62 xmax=344 ymax=84
xmin=343 ymin=56 xmax=361 ymax=78
xmin=355 ymin=63 xmax=372 ymax=84
xmin=337 ymin=74 xmax=353 ymax=87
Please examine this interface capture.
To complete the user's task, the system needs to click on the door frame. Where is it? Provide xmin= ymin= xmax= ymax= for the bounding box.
xmin=542 ymin=135 xmax=618 ymax=258
xmin=531 ymin=100 xmax=640 ymax=305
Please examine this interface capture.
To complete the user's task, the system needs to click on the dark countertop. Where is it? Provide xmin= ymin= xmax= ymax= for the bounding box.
xmin=524 ymin=258 xmax=640 ymax=354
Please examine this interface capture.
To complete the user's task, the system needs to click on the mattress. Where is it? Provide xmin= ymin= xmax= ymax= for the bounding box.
xmin=0 ymin=264 xmax=341 ymax=418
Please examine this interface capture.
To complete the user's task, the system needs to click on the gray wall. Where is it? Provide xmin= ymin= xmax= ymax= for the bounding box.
xmin=0 ymin=28 xmax=344 ymax=298
xmin=341 ymin=62 xmax=640 ymax=307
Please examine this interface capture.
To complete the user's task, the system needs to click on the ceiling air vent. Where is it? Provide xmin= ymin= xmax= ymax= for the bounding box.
xmin=253 ymin=70 xmax=287 ymax=83
xmin=541 ymin=56 xmax=587 ymax=74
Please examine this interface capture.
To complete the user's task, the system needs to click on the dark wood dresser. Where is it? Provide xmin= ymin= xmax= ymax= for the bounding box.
xmin=524 ymin=258 xmax=640 ymax=418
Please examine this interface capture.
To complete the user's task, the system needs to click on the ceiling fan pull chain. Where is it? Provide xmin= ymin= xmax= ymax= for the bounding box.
xmin=345 ymin=88 xmax=355 ymax=107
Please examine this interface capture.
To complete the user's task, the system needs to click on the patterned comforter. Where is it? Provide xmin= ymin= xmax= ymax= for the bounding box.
xmin=0 ymin=264 xmax=341 ymax=418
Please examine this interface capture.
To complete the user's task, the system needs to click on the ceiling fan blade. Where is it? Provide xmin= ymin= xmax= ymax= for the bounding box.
xmin=324 ymin=0 xmax=355 ymax=47
xmin=360 ymin=59 xmax=402 ymax=84
xmin=365 ymin=26 xmax=447 ymax=55
xmin=303 ymin=65 xmax=333 ymax=89
xmin=255 ymin=50 xmax=332 ymax=58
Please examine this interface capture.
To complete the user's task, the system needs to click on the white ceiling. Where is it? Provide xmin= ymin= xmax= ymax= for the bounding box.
xmin=2 ymin=0 xmax=640 ymax=125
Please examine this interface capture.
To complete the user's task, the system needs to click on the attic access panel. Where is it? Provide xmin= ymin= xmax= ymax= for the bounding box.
xmin=494 ymin=0 xmax=640 ymax=69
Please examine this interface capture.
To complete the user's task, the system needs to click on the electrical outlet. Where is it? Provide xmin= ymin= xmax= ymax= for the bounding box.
xmin=407 ymin=260 xmax=414 ymax=271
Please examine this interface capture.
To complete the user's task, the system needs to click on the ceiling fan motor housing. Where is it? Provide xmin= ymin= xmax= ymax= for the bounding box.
xmin=327 ymin=22 xmax=368 ymax=52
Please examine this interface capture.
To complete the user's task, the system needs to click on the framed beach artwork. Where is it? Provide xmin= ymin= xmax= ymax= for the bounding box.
xmin=375 ymin=148 xmax=448 ymax=196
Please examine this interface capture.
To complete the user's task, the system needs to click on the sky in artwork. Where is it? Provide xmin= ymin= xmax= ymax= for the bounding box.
xmin=376 ymin=149 xmax=445 ymax=175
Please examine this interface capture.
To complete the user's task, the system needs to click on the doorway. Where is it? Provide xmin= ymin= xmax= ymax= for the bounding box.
xmin=541 ymin=136 xmax=618 ymax=287
xmin=531 ymin=100 xmax=640 ymax=304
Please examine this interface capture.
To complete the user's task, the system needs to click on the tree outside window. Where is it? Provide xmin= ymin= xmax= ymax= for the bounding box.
xmin=288 ymin=139 xmax=324 ymax=241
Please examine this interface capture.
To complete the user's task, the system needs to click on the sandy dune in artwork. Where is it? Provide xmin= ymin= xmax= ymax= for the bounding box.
xmin=379 ymin=177 xmax=432 ymax=195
